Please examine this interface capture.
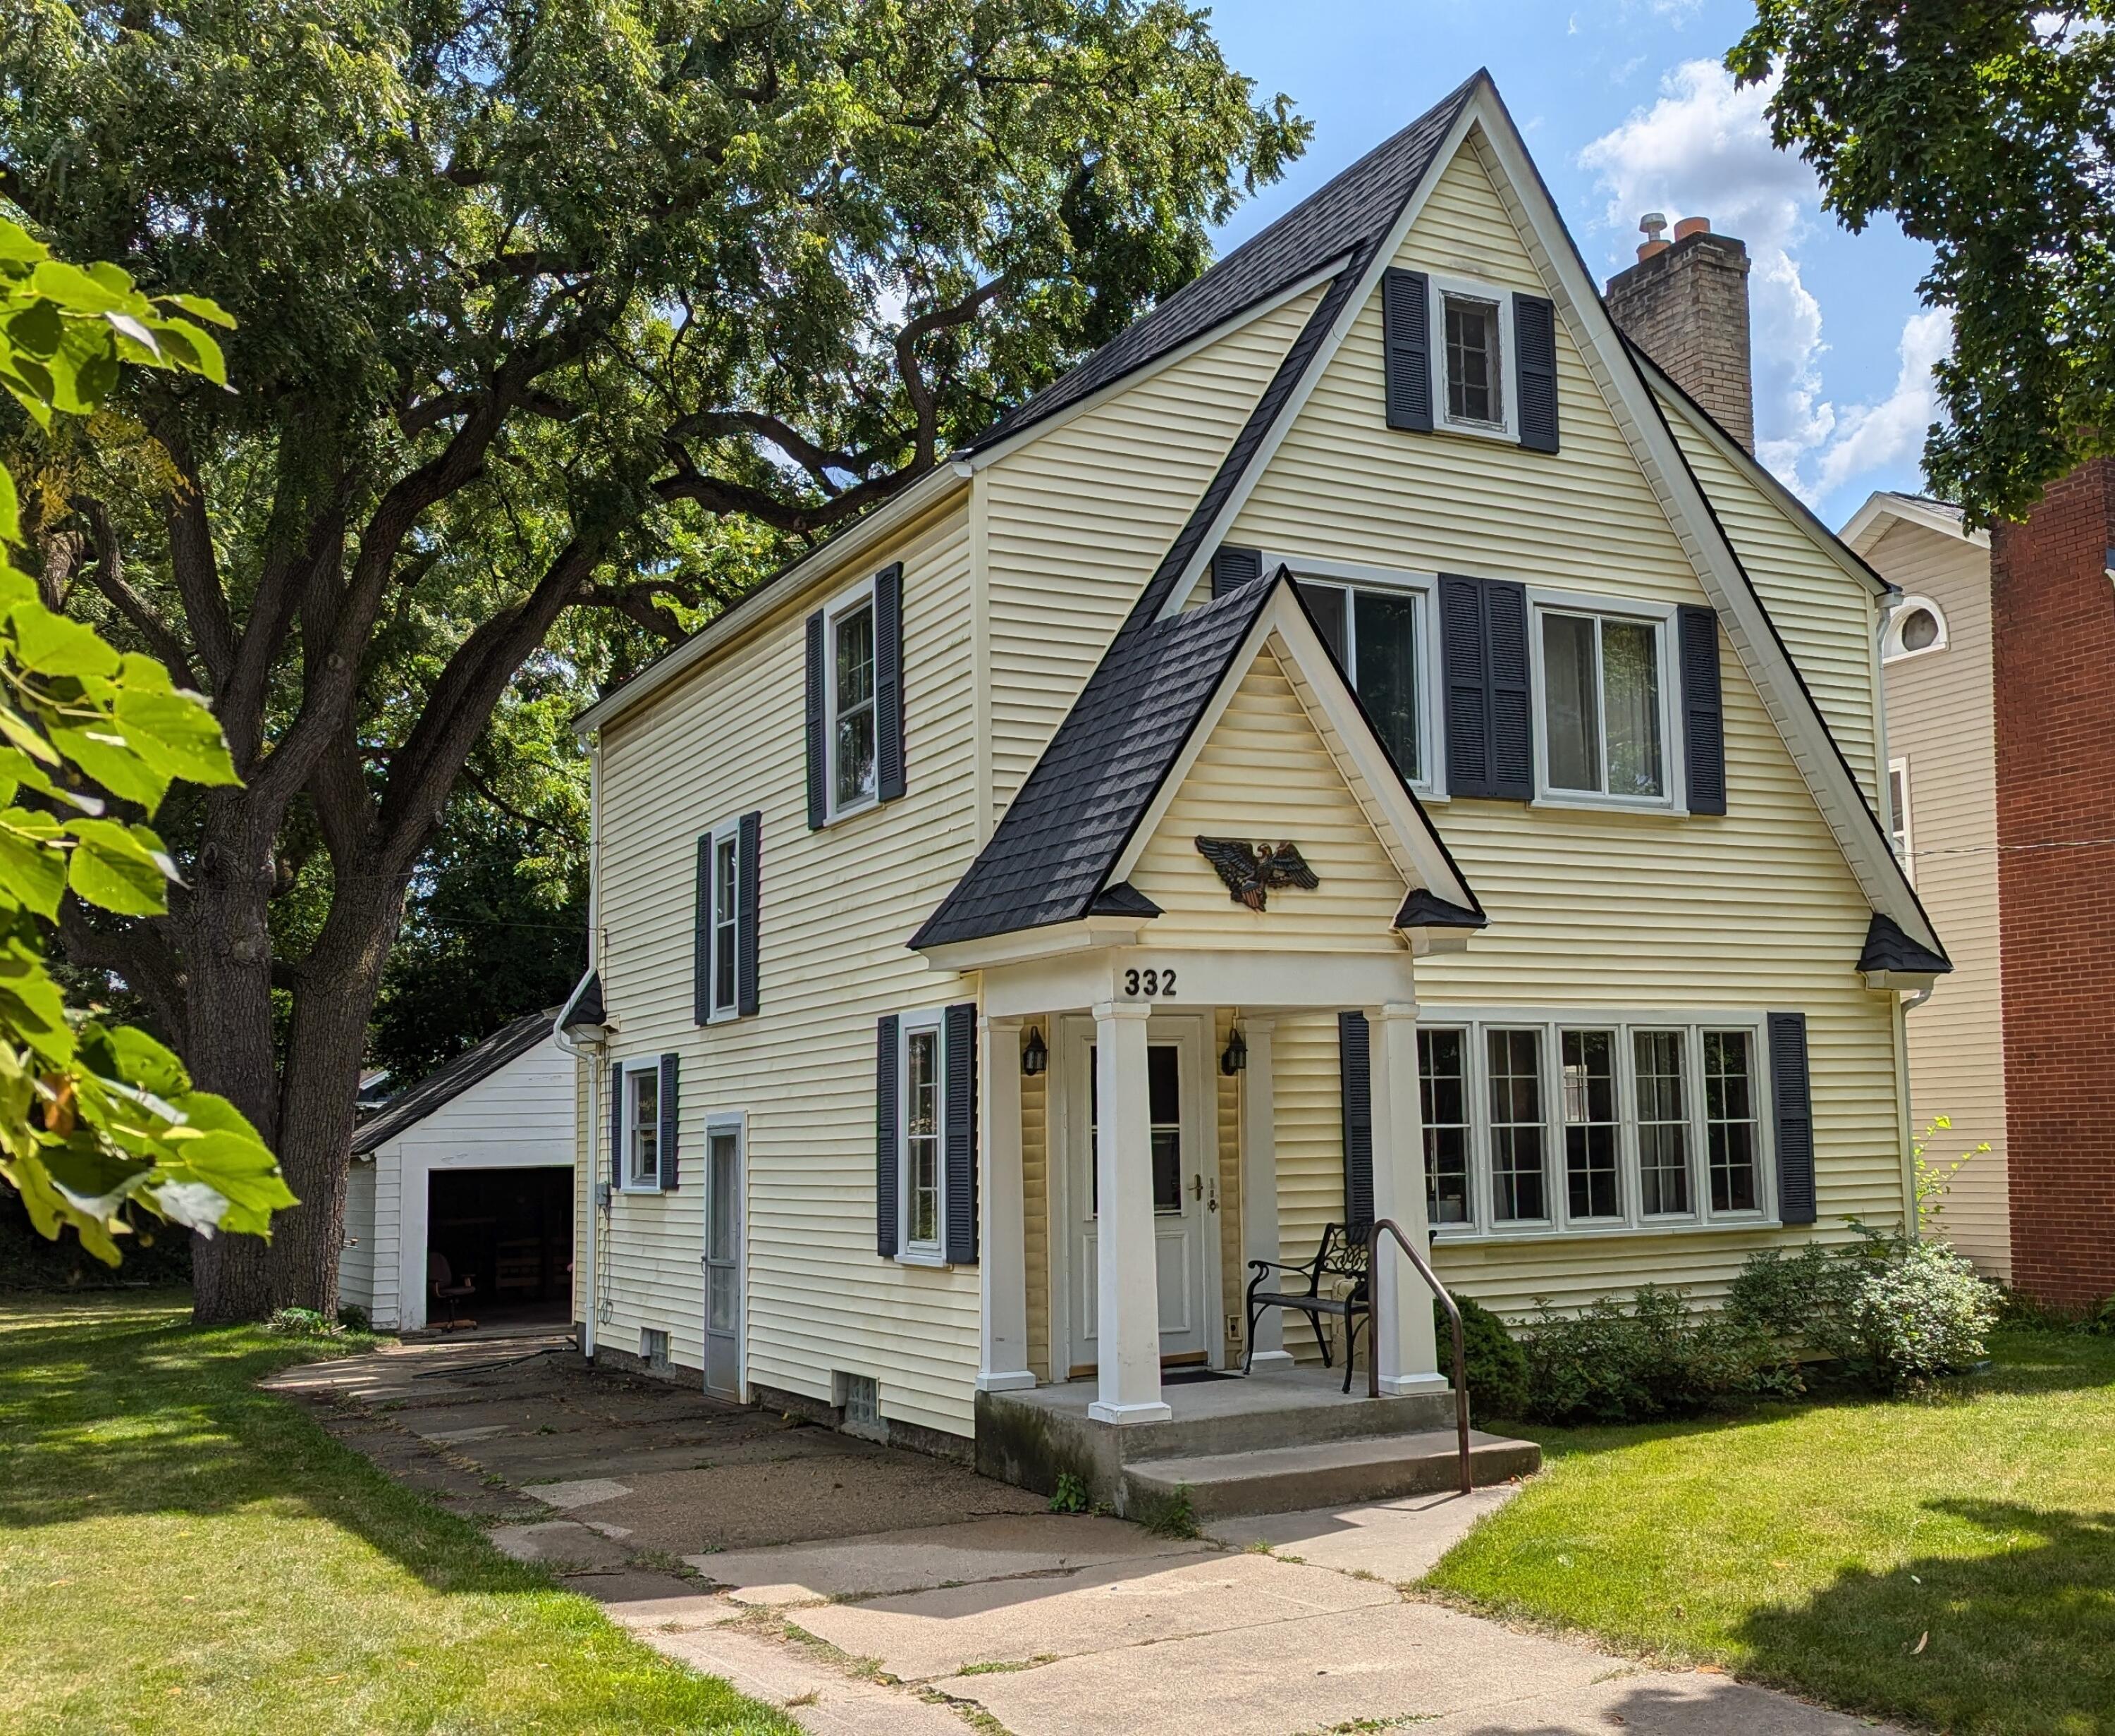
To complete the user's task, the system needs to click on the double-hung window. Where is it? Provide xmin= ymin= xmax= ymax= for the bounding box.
xmin=1443 ymin=293 xmax=1503 ymax=426
xmin=701 ymin=816 xmax=742 ymax=1021
xmin=828 ymin=586 xmax=878 ymax=819
xmin=1278 ymin=559 xmax=1436 ymax=788
xmin=1416 ymin=1013 xmax=1774 ymax=1238
xmin=1534 ymin=597 xmax=1673 ymax=805
xmin=625 ymin=1064 xmax=660 ymax=1190
xmin=898 ymin=1010 xmax=945 ymax=1260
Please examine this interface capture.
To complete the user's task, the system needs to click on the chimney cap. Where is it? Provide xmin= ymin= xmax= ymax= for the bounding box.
xmin=1674 ymin=215 xmax=1711 ymax=242
xmin=1639 ymin=212 xmax=1667 ymax=240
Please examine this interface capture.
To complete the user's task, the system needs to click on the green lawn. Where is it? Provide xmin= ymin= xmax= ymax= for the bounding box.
xmin=1430 ymin=1328 xmax=2115 ymax=1736
xmin=0 ymin=1293 xmax=793 ymax=1735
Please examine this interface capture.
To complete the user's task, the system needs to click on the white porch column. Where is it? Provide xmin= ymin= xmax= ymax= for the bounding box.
xmin=1366 ymin=1000 xmax=1446 ymax=1396
xmin=978 ymin=1014 xmax=1036 ymax=1392
xmin=1237 ymin=1017 xmax=1291 ymax=1369
xmin=1090 ymin=1001 xmax=1170 ymax=1424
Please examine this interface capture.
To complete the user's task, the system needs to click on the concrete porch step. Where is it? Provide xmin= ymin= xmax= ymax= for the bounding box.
xmin=1123 ymin=1428 xmax=1541 ymax=1521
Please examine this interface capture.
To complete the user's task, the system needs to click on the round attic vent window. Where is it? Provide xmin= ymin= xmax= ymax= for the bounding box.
xmin=1884 ymin=597 xmax=1949 ymax=662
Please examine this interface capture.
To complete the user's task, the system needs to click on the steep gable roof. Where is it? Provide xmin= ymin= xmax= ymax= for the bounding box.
xmin=352 ymin=1009 xmax=556 ymax=1156
xmin=962 ymin=74 xmax=1480 ymax=457
xmin=912 ymin=572 xmax=1479 ymax=951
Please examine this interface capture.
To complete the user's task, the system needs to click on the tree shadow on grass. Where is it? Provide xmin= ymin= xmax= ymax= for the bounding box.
xmin=0 ymin=1301 xmax=534 ymax=1596
xmin=1735 ymin=1499 xmax=2115 ymax=1734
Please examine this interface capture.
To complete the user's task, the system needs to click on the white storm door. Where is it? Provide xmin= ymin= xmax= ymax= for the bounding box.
xmin=1069 ymin=1021 xmax=1213 ymax=1367
xmin=702 ymin=1121 xmax=744 ymax=1400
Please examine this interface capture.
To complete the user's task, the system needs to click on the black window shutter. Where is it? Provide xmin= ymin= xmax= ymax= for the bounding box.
xmin=658 ymin=1054 xmax=680 ymax=1191
xmin=692 ymin=836 xmax=711 ymax=1024
xmin=943 ymin=1002 xmax=979 ymax=1264
xmin=1679 ymin=605 xmax=1727 ymax=815
xmin=876 ymin=1015 xmax=900 ymax=1257
xmin=608 ymin=1059 xmax=624 ymax=1188
xmin=803 ymin=609 xmax=827 ymax=828
xmin=736 ymin=810 xmax=761 ymax=1016
xmin=1513 ymin=294 xmax=1559 ymax=454
xmin=1383 ymin=269 xmax=1433 ymax=432
xmin=874 ymin=562 xmax=906 ymax=802
xmin=1337 ymin=1011 xmax=1375 ymax=1231
xmin=1212 ymin=544 xmax=1263 ymax=598
xmin=1440 ymin=574 xmax=1490 ymax=797
xmin=1485 ymin=579 xmax=1535 ymax=801
xmin=1767 ymin=1013 xmax=1816 ymax=1224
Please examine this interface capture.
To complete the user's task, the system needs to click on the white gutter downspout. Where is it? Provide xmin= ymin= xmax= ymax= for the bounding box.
xmin=553 ymin=730 xmax=609 ymax=1359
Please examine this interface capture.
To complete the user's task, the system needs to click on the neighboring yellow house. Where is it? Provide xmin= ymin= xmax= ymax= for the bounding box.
xmin=556 ymin=73 xmax=1946 ymax=1510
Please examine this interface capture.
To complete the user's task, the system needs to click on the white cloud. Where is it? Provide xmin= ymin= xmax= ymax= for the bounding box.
xmin=1578 ymin=60 xmax=1949 ymax=506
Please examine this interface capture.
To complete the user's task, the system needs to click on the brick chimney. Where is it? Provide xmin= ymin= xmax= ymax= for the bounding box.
xmin=1992 ymin=457 xmax=2115 ymax=1309
xmin=1605 ymin=214 xmax=1755 ymax=453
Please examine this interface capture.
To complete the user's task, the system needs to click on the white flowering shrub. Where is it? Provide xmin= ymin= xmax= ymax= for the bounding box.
xmin=1840 ymin=1240 xmax=2001 ymax=1389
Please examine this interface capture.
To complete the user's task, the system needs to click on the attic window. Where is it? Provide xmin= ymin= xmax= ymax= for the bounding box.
xmin=1882 ymin=597 xmax=1947 ymax=663
xmin=1443 ymin=293 xmax=1503 ymax=426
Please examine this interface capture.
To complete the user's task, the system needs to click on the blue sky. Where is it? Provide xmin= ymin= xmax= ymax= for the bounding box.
xmin=1201 ymin=0 xmax=1942 ymax=532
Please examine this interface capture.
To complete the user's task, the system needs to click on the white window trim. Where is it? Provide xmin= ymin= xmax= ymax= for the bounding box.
xmin=896 ymin=1005 xmax=951 ymax=1267
xmin=823 ymin=572 xmax=880 ymax=827
xmin=1262 ymin=553 xmax=1446 ymax=798
xmin=1418 ymin=1007 xmax=1778 ymax=1244
xmin=1887 ymin=756 xmax=1913 ymax=883
xmin=1428 ymin=272 xmax=1521 ymax=443
xmin=1526 ymin=584 xmax=1686 ymax=815
xmin=1881 ymin=594 xmax=1949 ymax=663
xmin=620 ymin=1059 xmax=663 ymax=1193
xmin=701 ymin=812 xmax=743 ymax=1023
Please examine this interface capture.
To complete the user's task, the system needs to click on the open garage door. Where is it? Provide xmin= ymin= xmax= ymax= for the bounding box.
xmin=427 ymin=1167 xmax=572 ymax=1330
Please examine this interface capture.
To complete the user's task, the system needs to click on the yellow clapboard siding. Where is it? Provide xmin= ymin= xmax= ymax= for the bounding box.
xmin=593 ymin=501 xmax=983 ymax=1436
xmin=982 ymin=289 xmax=1323 ymax=818
xmin=1868 ymin=516 xmax=2009 ymax=1276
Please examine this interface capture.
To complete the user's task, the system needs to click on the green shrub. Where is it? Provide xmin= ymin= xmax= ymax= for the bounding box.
xmin=336 ymin=1303 xmax=372 ymax=1333
xmin=1521 ymin=1284 xmax=1796 ymax=1425
xmin=1440 ymin=1294 xmax=1529 ymax=1420
xmin=264 ymin=1307 xmax=344 ymax=1340
xmin=1832 ymin=1240 xmax=1999 ymax=1389
xmin=2080 ymin=1295 xmax=2115 ymax=1338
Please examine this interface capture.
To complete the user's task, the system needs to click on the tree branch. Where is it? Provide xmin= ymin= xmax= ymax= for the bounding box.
xmin=76 ymin=498 xmax=200 ymax=689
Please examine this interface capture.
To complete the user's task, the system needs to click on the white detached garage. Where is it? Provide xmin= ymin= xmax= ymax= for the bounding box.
xmin=342 ymin=1009 xmax=575 ymax=1332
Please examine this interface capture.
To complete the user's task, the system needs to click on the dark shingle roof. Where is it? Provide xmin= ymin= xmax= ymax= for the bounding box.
xmin=1858 ymin=912 xmax=1951 ymax=975
xmin=962 ymin=73 xmax=1482 ymax=457
xmin=351 ymin=1009 xmax=558 ymax=1156
xmin=912 ymin=579 xmax=1279 ymax=949
xmin=558 ymin=970 xmax=605 ymax=1030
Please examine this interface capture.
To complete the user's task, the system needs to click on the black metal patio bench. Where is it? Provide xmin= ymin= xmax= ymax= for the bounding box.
xmin=1244 ymin=1220 xmax=1371 ymax=1391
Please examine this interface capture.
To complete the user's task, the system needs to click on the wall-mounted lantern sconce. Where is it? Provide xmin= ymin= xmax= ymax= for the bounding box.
xmin=1220 ymin=1026 xmax=1248 ymax=1076
xmin=1022 ymin=1026 xmax=1048 ymax=1077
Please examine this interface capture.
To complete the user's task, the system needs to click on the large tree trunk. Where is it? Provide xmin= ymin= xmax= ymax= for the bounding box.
xmin=182 ymin=806 xmax=288 ymax=1324
xmin=266 ymin=873 xmax=414 ymax=1316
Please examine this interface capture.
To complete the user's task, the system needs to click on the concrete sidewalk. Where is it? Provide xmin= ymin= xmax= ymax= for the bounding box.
xmin=273 ymin=1334 xmax=1896 ymax=1735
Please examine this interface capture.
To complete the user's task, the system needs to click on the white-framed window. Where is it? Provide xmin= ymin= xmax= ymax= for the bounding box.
xmin=623 ymin=1061 xmax=661 ymax=1190
xmin=702 ymin=813 xmax=742 ymax=1021
xmin=1882 ymin=596 xmax=1948 ymax=663
xmin=897 ymin=1008 xmax=948 ymax=1262
xmin=1266 ymin=555 xmax=1442 ymax=792
xmin=1416 ymin=1010 xmax=1777 ymax=1241
xmin=1887 ymin=757 xmax=1913 ymax=882
xmin=1529 ymin=588 xmax=1679 ymax=809
xmin=825 ymin=577 xmax=879 ymax=822
xmin=1428 ymin=273 xmax=1521 ymax=443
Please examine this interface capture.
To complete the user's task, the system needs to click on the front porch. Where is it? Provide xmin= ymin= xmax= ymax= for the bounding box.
xmin=976 ymin=1363 xmax=1540 ymax=1519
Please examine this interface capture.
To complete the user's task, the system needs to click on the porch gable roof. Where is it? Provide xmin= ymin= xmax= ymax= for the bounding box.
xmin=910 ymin=570 xmax=1480 ymax=952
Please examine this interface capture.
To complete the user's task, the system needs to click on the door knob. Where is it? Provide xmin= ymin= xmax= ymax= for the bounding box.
xmin=1189 ymin=1174 xmax=1203 ymax=1200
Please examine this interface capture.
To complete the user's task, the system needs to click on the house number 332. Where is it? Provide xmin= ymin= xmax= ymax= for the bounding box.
xmin=1123 ymin=967 xmax=1177 ymax=997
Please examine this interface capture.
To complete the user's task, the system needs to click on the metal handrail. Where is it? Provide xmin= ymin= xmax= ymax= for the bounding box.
xmin=1366 ymin=1217 xmax=1473 ymax=1495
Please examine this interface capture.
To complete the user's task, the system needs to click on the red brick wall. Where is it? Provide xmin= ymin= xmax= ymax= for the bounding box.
xmin=1992 ymin=460 xmax=2115 ymax=1307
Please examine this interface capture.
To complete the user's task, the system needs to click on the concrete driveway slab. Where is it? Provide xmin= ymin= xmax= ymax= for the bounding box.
xmin=525 ymin=1475 xmax=633 ymax=1509
xmin=1414 ymin=1671 xmax=1893 ymax=1734
xmin=797 ymin=1549 xmax=1393 ymax=1681
xmin=651 ymin=1622 xmax=967 ymax=1736
xmin=1206 ymin=1485 xmax=1518 ymax=1582
xmin=689 ymin=1513 xmax=1208 ymax=1606
xmin=490 ymin=1520 xmax=635 ymax=1571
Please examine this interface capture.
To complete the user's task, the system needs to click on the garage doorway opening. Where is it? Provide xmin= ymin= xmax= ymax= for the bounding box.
xmin=427 ymin=1167 xmax=572 ymax=1329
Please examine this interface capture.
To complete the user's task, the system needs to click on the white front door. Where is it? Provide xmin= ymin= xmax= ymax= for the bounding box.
xmin=1063 ymin=1016 xmax=1217 ymax=1371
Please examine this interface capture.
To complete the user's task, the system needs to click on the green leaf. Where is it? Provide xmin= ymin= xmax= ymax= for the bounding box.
xmin=42 ymin=1132 xmax=154 ymax=1212
xmin=80 ymin=1022 xmax=192 ymax=1100
xmin=6 ymin=298 xmax=61 ymax=359
xmin=9 ymin=601 xmax=121 ymax=679
xmin=0 ymin=460 xmax=16 ymax=547
xmin=66 ymin=818 xmax=171 ymax=915
xmin=29 ymin=259 xmax=126 ymax=316
xmin=0 ymin=220 xmax=47 ymax=268
xmin=163 ymin=1126 xmax=298 ymax=1236
xmin=0 ymin=807 xmax=68 ymax=918
xmin=159 ymin=293 xmax=235 ymax=329
xmin=112 ymin=682 xmax=239 ymax=787
xmin=43 ymin=724 xmax=171 ymax=811
xmin=0 ymin=938 xmax=74 ymax=1064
